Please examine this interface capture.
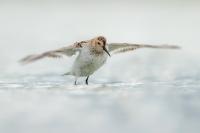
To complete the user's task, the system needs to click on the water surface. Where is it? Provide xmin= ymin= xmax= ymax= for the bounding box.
xmin=0 ymin=74 xmax=199 ymax=133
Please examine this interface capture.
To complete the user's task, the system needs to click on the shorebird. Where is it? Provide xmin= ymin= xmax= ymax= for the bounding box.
xmin=20 ymin=36 xmax=180 ymax=85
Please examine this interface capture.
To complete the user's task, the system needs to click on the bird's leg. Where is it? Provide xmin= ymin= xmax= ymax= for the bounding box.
xmin=74 ymin=77 xmax=78 ymax=85
xmin=85 ymin=76 xmax=90 ymax=85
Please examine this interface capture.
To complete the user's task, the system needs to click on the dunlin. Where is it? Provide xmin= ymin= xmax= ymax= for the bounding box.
xmin=20 ymin=36 xmax=180 ymax=85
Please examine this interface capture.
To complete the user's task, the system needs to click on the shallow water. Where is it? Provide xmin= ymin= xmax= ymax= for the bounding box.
xmin=0 ymin=74 xmax=199 ymax=133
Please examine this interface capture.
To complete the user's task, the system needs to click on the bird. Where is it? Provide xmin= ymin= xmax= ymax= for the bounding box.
xmin=20 ymin=36 xmax=180 ymax=85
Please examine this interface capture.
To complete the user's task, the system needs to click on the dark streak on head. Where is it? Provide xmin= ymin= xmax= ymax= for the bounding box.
xmin=97 ymin=36 xmax=106 ymax=45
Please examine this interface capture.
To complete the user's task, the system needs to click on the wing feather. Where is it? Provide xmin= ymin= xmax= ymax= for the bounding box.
xmin=108 ymin=43 xmax=180 ymax=54
xmin=20 ymin=45 xmax=79 ymax=64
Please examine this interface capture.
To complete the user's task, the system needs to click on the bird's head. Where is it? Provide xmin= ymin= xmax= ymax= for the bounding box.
xmin=91 ymin=36 xmax=110 ymax=56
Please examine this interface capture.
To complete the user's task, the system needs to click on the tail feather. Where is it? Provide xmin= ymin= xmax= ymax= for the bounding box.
xmin=62 ymin=72 xmax=71 ymax=76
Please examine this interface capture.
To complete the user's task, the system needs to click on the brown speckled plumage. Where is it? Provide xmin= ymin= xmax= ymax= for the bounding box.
xmin=19 ymin=36 xmax=180 ymax=85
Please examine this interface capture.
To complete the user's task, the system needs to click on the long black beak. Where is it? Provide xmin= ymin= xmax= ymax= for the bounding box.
xmin=103 ymin=46 xmax=111 ymax=57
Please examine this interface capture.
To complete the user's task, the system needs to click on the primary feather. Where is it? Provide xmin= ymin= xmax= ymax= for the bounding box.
xmin=19 ymin=45 xmax=79 ymax=64
xmin=108 ymin=43 xmax=180 ymax=54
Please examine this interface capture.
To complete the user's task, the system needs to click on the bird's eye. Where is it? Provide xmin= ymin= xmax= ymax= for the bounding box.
xmin=97 ymin=42 xmax=101 ymax=45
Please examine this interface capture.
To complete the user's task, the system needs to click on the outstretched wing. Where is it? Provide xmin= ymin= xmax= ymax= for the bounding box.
xmin=108 ymin=43 xmax=180 ymax=54
xmin=20 ymin=44 xmax=80 ymax=64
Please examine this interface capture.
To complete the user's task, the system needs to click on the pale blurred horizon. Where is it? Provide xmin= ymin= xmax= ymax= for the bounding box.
xmin=0 ymin=0 xmax=200 ymax=78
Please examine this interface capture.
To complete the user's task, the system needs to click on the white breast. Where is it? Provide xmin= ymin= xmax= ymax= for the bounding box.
xmin=71 ymin=47 xmax=108 ymax=77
